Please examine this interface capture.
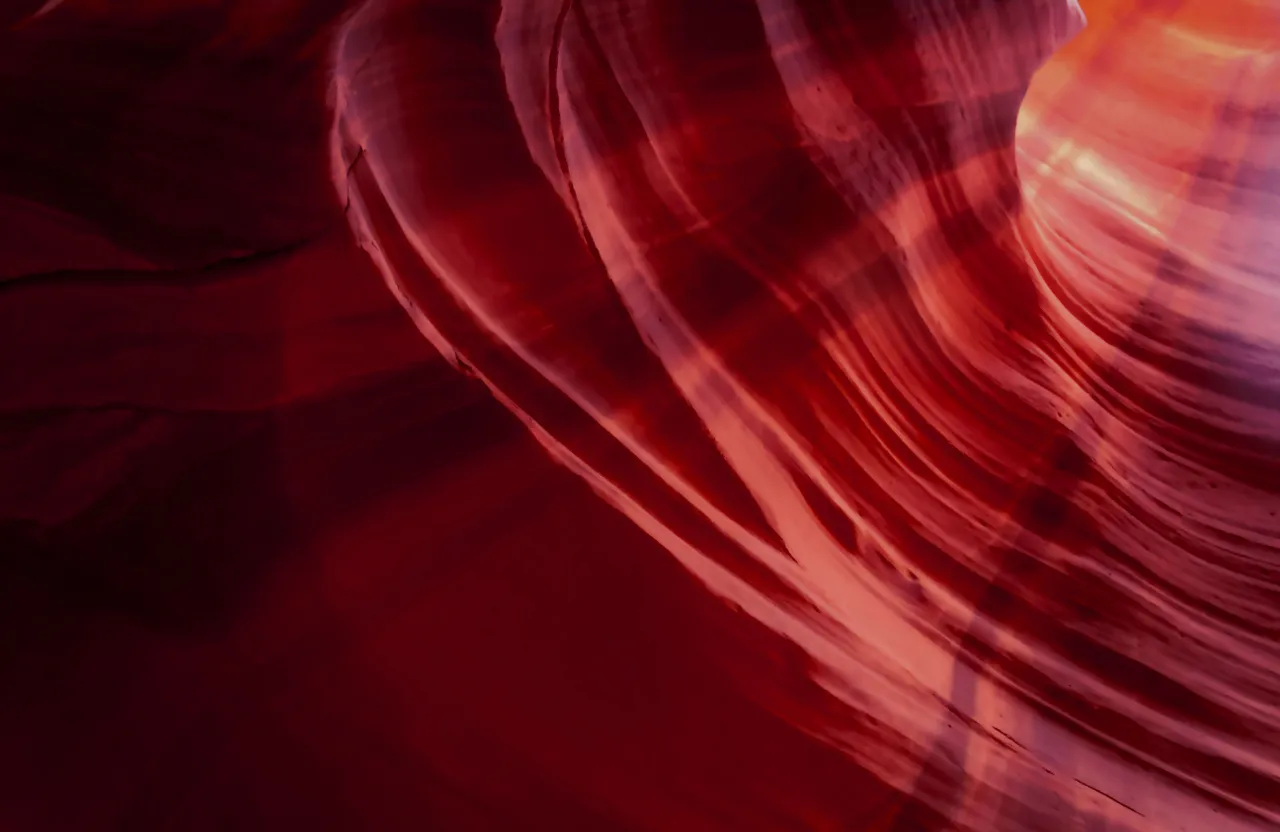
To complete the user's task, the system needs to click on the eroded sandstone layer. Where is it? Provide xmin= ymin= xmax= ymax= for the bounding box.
xmin=2 ymin=1 xmax=1277 ymax=829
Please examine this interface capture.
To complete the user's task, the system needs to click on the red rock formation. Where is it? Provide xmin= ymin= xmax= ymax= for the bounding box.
xmin=1 ymin=0 xmax=1277 ymax=829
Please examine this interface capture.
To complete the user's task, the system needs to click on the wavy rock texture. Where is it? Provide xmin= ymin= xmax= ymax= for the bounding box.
xmin=2 ymin=0 xmax=1278 ymax=830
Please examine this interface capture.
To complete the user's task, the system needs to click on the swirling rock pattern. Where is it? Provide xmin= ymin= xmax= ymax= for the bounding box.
xmin=1 ymin=0 xmax=1277 ymax=830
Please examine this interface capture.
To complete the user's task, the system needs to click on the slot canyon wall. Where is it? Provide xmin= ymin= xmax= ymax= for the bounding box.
xmin=1 ymin=0 xmax=1277 ymax=829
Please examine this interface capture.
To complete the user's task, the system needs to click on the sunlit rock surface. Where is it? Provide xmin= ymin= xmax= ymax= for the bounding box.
xmin=2 ymin=0 xmax=1277 ymax=829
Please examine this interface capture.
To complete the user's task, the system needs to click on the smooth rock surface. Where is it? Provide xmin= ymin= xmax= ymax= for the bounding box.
xmin=1 ymin=1 xmax=1277 ymax=829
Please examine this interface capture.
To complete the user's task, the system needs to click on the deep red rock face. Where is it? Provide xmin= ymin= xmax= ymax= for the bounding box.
xmin=2 ymin=1 xmax=1277 ymax=830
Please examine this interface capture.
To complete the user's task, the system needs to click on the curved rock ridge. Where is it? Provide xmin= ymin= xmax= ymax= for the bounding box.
xmin=332 ymin=0 xmax=1280 ymax=828
xmin=0 ymin=0 xmax=1276 ymax=829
